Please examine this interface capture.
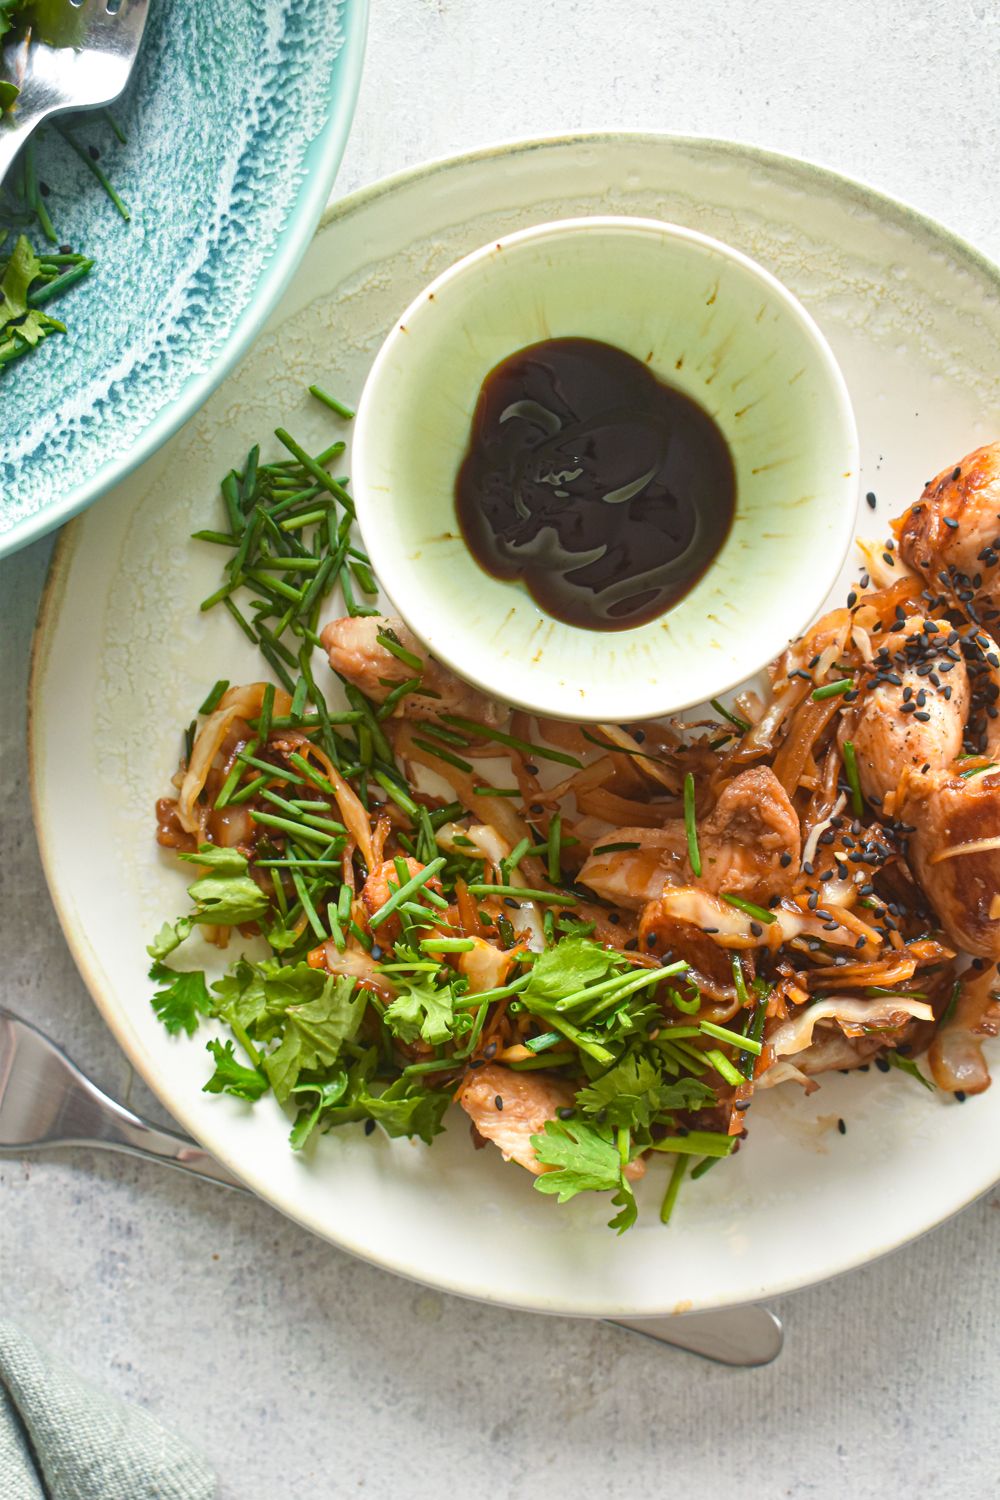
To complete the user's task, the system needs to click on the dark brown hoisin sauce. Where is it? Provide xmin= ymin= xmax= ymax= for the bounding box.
xmin=454 ymin=337 xmax=735 ymax=631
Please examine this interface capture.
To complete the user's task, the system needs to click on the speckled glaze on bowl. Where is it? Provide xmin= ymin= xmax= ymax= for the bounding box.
xmin=353 ymin=215 xmax=858 ymax=722
xmin=0 ymin=0 xmax=367 ymax=558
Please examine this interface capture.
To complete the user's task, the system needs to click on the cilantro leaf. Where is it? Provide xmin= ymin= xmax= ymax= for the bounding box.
xmin=178 ymin=845 xmax=253 ymax=874
xmin=149 ymin=961 xmax=213 ymax=1037
xmin=886 ymin=1051 xmax=936 ymax=1090
xmin=530 ymin=1117 xmax=623 ymax=1198
xmin=609 ymin=1182 xmax=638 ymax=1234
xmin=290 ymin=1048 xmax=450 ymax=1146
xmin=362 ymin=1076 xmax=451 ymax=1143
xmin=171 ymin=845 xmax=271 ymax=927
xmin=385 ymin=979 xmax=456 ymax=1046
xmin=524 ymin=936 xmax=622 ymax=1005
xmin=263 ymin=974 xmax=366 ymax=1103
xmin=576 ymin=1053 xmax=664 ymax=1128
xmin=577 ymin=1055 xmax=716 ymax=1128
xmin=289 ymin=1072 xmax=350 ymax=1150
xmin=0 ymin=236 xmax=39 ymax=325
xmin=203 ymin=1039 xmax=269 ymax=1101
xmin=146 ymin=917 xmax=194 ymax=962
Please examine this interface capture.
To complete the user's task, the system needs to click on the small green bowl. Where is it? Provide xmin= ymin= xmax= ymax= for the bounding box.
xmin=352 ymin=215 xmax=858 ymax=721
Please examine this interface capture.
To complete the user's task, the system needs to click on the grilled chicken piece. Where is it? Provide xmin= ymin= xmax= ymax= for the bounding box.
xmin=577 ymin=768 xmax=799 ymax=909
xmin=320 ymin=615 xmax=505 ymax=727
xmin=576 ymin=827 xmax=687 ymax=908
xmin=697 ymin=768 xmax=800 ymax=897
xmin=842 ymin=619 xmax=969 ymax=805
xmin=895 ymin=443 xmax=1000 ymax=632
xmin=900 ymin=769 xmax=1000 ymax=958
xmin=458 ymin=1065 xmax=575 ymax=1175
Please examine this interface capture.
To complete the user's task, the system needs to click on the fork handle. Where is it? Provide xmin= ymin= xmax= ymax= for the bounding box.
xmin=70 ymin=1092 xmax=247 ymax=1191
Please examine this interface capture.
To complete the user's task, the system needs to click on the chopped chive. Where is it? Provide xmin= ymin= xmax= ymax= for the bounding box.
xmin=350 ymin=558 xmax=378 ymax=595
xmin=683 ymin=771 xmax=701 ymax=876
xmin=373 ymin=769 xmax=420 ymax=819
xmin=842 ymin=739 xmax=864 ymax=816
xmin=524 ymin=1031 xmax=562 ymax=1053
xmin=812 ymin=678 xmax=853 ymax=701
xmin=703 ymin=1049 xmax=744 ymax=1086
xmin=720 ymin=892 xmax=776 ymax=925
xmin=27 ymin=260 xmax=94 ymax=307
xmin=257 ymin=683 xmax=276 ymax=744
xmin=290 ymin=676 xmax=309 ymax=723
xmin=274 ymin=428 xmax=353 ymax=508
xmin=591 ymin=841 xmax=641 ymax=855
xmin=309 ymin=385 xmax=356 ymax=419
xmin=420 ymin=937 xmax=476 ymax=953
xmin=250 ymin=811 xmax=330 ymax=846
xmin=465 ymin=883 xmax=577 ymax=905
xmin=376 ymin=629 xmax=424 ymax=673
xmin=289 ymin=866 xmax=326 ymax=940
xmin=412 ymin=737 xmax=473 ymax=773
xmin=737 ymin=995 xmax=769 ymax=1079
xmin=710 ymin=697 xmax=750 ymax=733
xmin=699 ymin=1019 xmax=762 ymax=1055
xmin=55 ymin=124 xmax=130 ymax=219
xmin=547 ymin=814 xmax=562 ymax=883
xmin=237 ymin=752 xmax=306 ymax=785
xmin=376 ymin=676 xmax=422 ymax=719
xmin=192 ymin=529 xmax=238 ymax=546
xmin=327 ymin=901 xmax=346 ymax=952
xmin=198 ymin=679 xmax=230 ymax=714
xmin=440 ymin=715 xmax=582 ymax=769
xmin=942 ymin=981 xmax=961 ymax=1025
xmin=214 ymin=738 xmax=258 ymax=809
xmin=650 ymin=1132 xmax=736 ymax=1158
xmin=349 ymin=920 xmax=373 ymax=951
xmin=228 ymin=773 xmax=270 ymax=806
xmin=473 ymin=786 xmax=520 ymax=798
xmin=503 ymin=836 xmax=532 ymax=879
xmin=659 ymin=1153 xmax=688 ymax=1224
xmin=690 ymin=1155 xmax=724 ymax=1181
xmin=369 ymin=857 xmax=446 ymax=929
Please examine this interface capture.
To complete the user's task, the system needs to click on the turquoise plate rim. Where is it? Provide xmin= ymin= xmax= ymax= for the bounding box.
xmin=1 ymin=0 xmax=369 ymax=561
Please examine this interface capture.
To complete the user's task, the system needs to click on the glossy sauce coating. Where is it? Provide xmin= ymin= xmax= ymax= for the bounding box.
xmin=454 ymin=337 xmax=736 ymax=630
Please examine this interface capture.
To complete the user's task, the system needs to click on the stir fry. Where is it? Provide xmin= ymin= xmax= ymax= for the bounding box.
xmin=150 ymin=393 xmax=1000 ymax=1230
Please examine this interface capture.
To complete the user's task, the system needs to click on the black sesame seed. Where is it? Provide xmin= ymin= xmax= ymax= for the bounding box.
xmin=494 ymin=1095 xmax=504 ymax=1110
xmin=837 ymin=1118 xmax=847 ymax=1135
xmin=943 ymin=516 xmax=959 ymax=529
xmin=364 ymin=1118 xmax=376 ymax=1135
xmin=866 ymin=491 xmax=877 ymax=509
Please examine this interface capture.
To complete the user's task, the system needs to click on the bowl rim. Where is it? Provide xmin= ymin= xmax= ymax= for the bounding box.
xmin=351 ymin=211 xmax=860 ymax=722
xmin=0 ymin=0 xmax=370 ymax=561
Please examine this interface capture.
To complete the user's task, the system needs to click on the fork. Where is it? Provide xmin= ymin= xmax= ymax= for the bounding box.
xmin=0 ymin=1007 xmax=784 ymax=1366
xmin=0 ymin=0 xmax=149 ymax=185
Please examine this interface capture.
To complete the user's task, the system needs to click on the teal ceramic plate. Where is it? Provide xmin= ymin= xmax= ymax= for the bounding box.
xmin=0 ymin=0 xmax=367 ymax=557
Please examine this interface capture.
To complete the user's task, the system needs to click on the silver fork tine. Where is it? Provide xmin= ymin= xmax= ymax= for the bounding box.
xmin=0 ymin=1008 xmax=244 ymax=1188
xmin=0 ymin=0 xmax=149 ymax=185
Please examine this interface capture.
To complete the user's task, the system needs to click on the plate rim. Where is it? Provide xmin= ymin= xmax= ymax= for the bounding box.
xmin=28 ymin=129 xmax=1000 ymax=1315
xmin=0 ymin=0 xmax=370 ymax=562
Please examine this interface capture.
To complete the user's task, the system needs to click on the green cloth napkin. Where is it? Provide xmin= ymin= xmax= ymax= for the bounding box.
xmin=0 ymin=1320 xmax=215 ymax=1500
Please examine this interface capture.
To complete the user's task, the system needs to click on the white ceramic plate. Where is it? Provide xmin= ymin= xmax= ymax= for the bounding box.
xmin=30 ymin=134 xmax=1000 ymax=1318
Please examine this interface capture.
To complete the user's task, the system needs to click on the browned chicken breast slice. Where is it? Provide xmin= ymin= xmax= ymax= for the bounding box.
xmin=842 ymin=619 xmax=969 ymax=806
xmin=458 ymin=1065 xmax=575 ymax=1175
xmin=697 ymin=768 xmax=800 ymax=897
xmin=900 ymin=768 xmax=1000 ymax=958
xmin=320 ymin=615 xmax=505 ymax=727
xmin=577 ymin=768 xmax=799 ymax=909
xmin=895 ymin=443 xmax=1000 ymax=633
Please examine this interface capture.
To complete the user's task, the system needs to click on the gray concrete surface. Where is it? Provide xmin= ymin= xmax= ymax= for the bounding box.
xmin=4 ymin=2 xmax=1000 ymax=1495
